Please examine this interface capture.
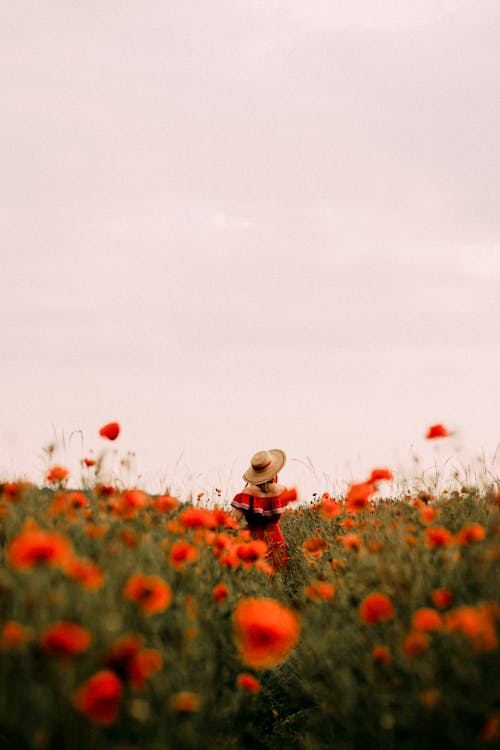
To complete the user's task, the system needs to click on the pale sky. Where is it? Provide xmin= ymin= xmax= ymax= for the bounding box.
xmin=1 ymin=1 xmax=499 ymax=499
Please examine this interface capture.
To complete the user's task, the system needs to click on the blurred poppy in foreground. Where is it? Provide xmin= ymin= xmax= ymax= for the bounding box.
xmin=444 ymin=604 xmax=499 ymax=652
xmin=236 ymin=540 xmax=268 ymax=563
xmin=104 ymin=635 xmax=163 ymax=690
xmin=402 ymin=631 xmax=430 ymax=657
xmin=372 ymin=645 xmax=391 ymax=664
xmin=426 ymin=526 xmax=453 ymax=548
xmin=123 ymin=574 xmax=173 ymax=615
xmin=432 ymin=589 xmax=453 ymax=609
xmin=169 ymin=540 xmax=199 ymax=570
xmin=99 ymin=422 xmax=120 ymax=440
xmin=302 ymin=537 xmax=328 ymax=559
xmin=127 ymin=649 xmax=163 ymax=690
xmin=420 ymin=505 xmax=438 ymax=524
xmin=455 ymin=523 xmax=486 ymax=545
xmin=50 ymin=491 xmax=87 ymax=516
xmin=426 ymin=423 xmax=450 ymax=439
xmin=345 ymin=481 xmax=375 ymax=514
xmin=152 ymin=495 xmax=179 ymax=513
xmin=66 ymin=557 xmax=104 ymax=590
xmin=340 ymin=533 xmax=363 ymax=551
xmin=306 ymin=581 xmax=336 ymax=601
xmin=237 ymin=673 xmax=261 ymax=693
xmin=116 ymin=490 xmax=149 ymax=518
xmin=40 ymin=621 xmax=92 ymax=657
xmin=6 ymin=520 xmax=72 ymax=570
xmin=212 ymin=582 xmax=229 ymax=602
xmin=179 ymin=507 xmax=218 ymax=529
xmin=0 ymin=621 xmax=33 ymax=650
xmin=319 ymin=496 xmax=342 ymax=519
xmin=0 ymin=481 xmax=31 ymax=502
xmin=73 ymin=670 xmax=122 ymax=725
xmin=412 ymin=608 xmax=442 ymax=632
xmin=359 ymin=593 xmax=394 ymax=625
xmin=233 ymin=598 xmax=300 ymax=669
xmin=369 ymin=468 xmax=393 ymax=482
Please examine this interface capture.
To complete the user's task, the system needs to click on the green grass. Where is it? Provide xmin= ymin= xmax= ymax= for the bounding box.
xmin=0 ymin=482 xmax=499 ymax=750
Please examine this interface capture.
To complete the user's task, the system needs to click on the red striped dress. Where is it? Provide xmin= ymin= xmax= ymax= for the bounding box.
xmin=231 ymin=486 xmax=293 ymax=569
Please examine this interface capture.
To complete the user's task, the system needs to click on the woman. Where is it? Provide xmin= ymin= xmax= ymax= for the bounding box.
xmin=231 ymin=449 xmax=296 ymax=570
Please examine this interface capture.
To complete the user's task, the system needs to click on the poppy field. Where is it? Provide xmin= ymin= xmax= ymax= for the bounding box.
xmin=1 ymin=428 xmax=499 ymax=749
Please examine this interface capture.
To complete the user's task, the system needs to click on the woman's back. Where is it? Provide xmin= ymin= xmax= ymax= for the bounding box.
xmin=232 ymin=483 xmax=288 ymax=524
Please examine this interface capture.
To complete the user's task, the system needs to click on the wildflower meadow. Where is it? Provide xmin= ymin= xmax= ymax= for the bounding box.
xmin=1 ymin=423 xmax=499 ymax=750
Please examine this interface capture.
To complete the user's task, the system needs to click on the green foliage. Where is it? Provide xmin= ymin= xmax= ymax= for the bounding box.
xmin=0 ymin=484 xmax=499 ymax=750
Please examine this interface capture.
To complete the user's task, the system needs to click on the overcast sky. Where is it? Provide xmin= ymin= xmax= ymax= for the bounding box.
xmin=1 ymin=0 xmax=499 ymax=498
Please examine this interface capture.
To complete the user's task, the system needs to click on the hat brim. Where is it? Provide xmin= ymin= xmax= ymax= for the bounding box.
xmin=242 ymin=449 xmax=287 ymax=484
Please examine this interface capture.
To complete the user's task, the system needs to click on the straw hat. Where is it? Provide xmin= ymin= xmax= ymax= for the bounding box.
xmin=243 ymin=449 xmax=287 ymax=484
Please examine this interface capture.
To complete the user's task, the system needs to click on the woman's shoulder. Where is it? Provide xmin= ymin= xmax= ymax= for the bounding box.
xmin=242 ymin=483 xmax=286 ymax=498
xmin=232 ymin=485 xmax=292 ymax=517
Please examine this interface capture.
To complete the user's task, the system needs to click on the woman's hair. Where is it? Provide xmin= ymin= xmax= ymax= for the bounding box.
xmin=256 ymin=476 xmax=276 ymax=494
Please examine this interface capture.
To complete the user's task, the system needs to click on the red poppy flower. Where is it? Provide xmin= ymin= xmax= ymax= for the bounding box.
xmin=233 ymin=598 xmax=300 ymax=669
xmin=120 ymin=529 xmax=138 ymax=548
xmin=305 ymin=581 xmax=336 ymax=601
xmin=207 ymin=533 xmax=233 ymax=556
xmin=302 ymin=537 xmax=328 ymax=559
xmin=103 ymin=633 xmax=143 ymax=675
xmin=359 ymin=593 xmax=394 ymax=625
xmin=345 ymin=481 xmax=375 ymax=514
xmin=212 ymin=582 xmax=229 ymax=602
xmin=237 ymin=672 xmax=261 ymax=693
xmin=6 ymin=520 xmax=72 ymax=570
xmin=169 ymin=541 xmax=199 ymax=570
xmin=412 ymin=608 xmax=442 ymax=632
xmin=425 ymin=526 xmax=453 ymax=548
xmin=339 ymin=517 xmax=357 ymax=530
xmin=66 ymin=557 xmax=104 ymax=590
xmin=40 ymin=621 xmax=91 ymax=657
xmin=339 ymin=533 xmax=363 ymax=551
xmin=236 ymin=540 xmax=268 ymax=563
xmin=455 ymin=523 xmax=486 ymax=545
xmin=94 ymin=484 xmax=116 ymax=497
xmin=83 ymin=458 xmax=96 ymax=467
xmin=179 ymin=507 xmax=218 ymax=529
xmin=444 ymin=604 xmax=498 ymax=652
xmin=419 ymin=505 xmax=438 ymax=524
xmin=0 ymin=621 xmax=33 ymax=649
xmin=45 ymin=465 xmax=70 ymax=484
xmin=402 ymin=631 xmax=430 ymax=657
xmin=425 ymin=423 xmax=449 ymax=439
xmin=123 ymin=574 xmax=172 ymax=615
xmin=84 ymin=523 xmax=109 ymax=539
xmin=118 ymin=490 xmax=149 ymax=514
xmin=1 ymin=482 xmax=31 ymax=502
xmin=320 ymin=497 xmax=342 ymax=519
xmin=369 ymin=468 xmax=393 ymax=482
xmin=431 ymin=589 xmax=453 ymax=609
xmin=372 ymin=645 xmax=391 ymax=664
xmin=152 ymin=495 xmax=179 ymax=513
xmin=99 ymin=422 xmax=120 ymax=440
xmin=50 ymin=491 xmax=88 ymax=516
xmin=127 ymin=648 xmax=163 ymax=690
xmin=73 ymin=670 xmax=122 ymax=725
